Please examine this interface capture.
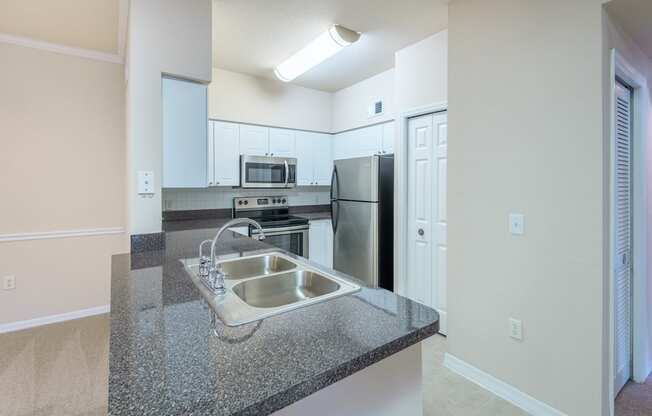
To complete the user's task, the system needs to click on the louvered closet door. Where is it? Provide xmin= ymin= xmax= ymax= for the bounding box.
xmin=614 ymin=80 xmax=633 ymax=395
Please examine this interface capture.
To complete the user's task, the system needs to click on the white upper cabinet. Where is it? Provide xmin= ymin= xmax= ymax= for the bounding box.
xmin=296 ymin=131 xmax=332 ymax=186
xmin=295 ymin=131 xmax=316 ymax=186
xmin=239 ymin=125 xmax=296 ymax=157
xmin=162 ymin=77 xmax=208 ymax=188
xmin=269 ymin=128 xmax=296 ymax=157
xmin=333 ymin=122 xmax=394 ymax=160
xmin=381 ymin=121 xmax=394 ymax=154
xmin=209 ymin=121 xmax=240 ymax=187
xmin=356 ymin=124 xmax=382 ymax=157
xmin=239 ymin=124 xmax=269 ymax=156
xmin=313 ymin=133 xmax=333 ymax=185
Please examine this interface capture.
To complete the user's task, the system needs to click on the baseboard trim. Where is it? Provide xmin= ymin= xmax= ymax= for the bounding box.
xmin=0 ymin=227 xmax=124 ymax=243
xmin=443 ymin=353 xmax=567 ymax=416
xmin=0 ymin=305 xmax=110 ymax=334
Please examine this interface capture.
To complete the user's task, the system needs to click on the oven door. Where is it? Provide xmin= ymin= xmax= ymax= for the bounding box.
xmin=251 ymin=225 xmax=309 ymax=257
xmin=241 ymin=155 xmax=297 ymax=188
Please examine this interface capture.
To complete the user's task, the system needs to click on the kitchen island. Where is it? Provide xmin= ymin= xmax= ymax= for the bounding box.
xmin=108 ymin=227 xmax=439 ymax=415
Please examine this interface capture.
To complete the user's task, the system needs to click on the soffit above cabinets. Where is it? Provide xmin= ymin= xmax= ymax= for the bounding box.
xmin=212 ymin=0 xmax=448 ymax=92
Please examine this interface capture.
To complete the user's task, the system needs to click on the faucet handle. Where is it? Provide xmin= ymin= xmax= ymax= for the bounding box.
xmin=208 ymin=265 xmax=227 ymax=295
xmin=198 ymin=255 xmax=211 ymax=278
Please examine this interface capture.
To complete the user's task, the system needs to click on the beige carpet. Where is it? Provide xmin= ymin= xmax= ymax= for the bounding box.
xmin=0 ymin=315 xmax=523 ymax=415
xmin=616 ymin=375 xmax=652 ymax=416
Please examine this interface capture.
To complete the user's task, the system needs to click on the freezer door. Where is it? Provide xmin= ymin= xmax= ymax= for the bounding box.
xmin=333 ymin=200 xmax=379 ymax=287
xmin=334 ymin=156 xmax=379 ymax=202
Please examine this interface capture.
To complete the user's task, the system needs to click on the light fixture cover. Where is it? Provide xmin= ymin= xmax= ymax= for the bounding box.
xmin=274 ymin=25 xmax=360 ymax=82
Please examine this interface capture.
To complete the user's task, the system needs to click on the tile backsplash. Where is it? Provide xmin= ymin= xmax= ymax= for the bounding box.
xmin=163 ymin=186 xmax=331 ymax=211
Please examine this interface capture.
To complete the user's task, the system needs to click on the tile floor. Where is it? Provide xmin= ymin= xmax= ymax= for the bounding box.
xmin=0 ymin=315 xmax=524 ymax=416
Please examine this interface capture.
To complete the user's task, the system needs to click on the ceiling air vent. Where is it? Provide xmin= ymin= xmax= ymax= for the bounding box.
xmin=369 ymin=99 xmax=384 ymax=118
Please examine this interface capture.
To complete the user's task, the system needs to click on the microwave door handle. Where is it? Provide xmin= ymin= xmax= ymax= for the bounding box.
xmin=284 ymin=160 xmax=289 ymax=188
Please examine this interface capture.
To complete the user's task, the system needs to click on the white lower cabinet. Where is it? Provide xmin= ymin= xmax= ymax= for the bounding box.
xmin=309 ymin=219 xmax=333 ymax=268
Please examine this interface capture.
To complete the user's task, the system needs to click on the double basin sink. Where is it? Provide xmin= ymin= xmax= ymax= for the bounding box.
xmin=183 ymin=252 xmax=360 ymax=326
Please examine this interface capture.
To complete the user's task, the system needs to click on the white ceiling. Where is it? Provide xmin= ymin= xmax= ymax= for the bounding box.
xmin=212 ymin=0 xmax=449 ymax=92
xmin=605 ymin=0 xmax=652 ymax=62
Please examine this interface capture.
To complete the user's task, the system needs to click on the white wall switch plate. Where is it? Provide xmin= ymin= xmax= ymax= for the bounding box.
xmin=509 ymin=318 xmax=523 ymax=340
xmin=3 ymin=275 xmax=16 ymax=291
xmin=137 ymin=171 xmax=155 ymax=195
xmin=509 ymin=213 xmax=525 ymax=235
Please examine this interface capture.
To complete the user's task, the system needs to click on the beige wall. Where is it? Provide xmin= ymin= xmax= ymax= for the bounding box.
xmin=331 ymin=69 xmax=395 ymax=133
xmin=448 ymin=1 xmax=606 ymax=415
xmin=0 ymin=0 xmax=119 ymax=53
xmin=209 ymin=68 xmax=332 ymax=133
xmin=395 ymin=30 xmax=448 ymax=112
xmin=0 ymin=42 xmax=127 ymax=324
xmin=127 ymin=0 xmax=212 ymax=235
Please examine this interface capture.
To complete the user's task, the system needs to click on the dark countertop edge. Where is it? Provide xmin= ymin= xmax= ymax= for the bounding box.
xmin=236 ymin=322 xmax=439 ymax=416
xmin=162 ymin=205 xmax=330 ymax=222
xmin=161 ymin=206 xmax=332 ymax=232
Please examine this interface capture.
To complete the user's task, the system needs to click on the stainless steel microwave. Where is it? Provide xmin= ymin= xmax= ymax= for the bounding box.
xmin=240 ymin=155 xmax=297 ymax=188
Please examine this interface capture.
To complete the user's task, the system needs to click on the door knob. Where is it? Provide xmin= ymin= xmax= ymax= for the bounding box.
xmin=418 ymin=228 xmax=425 ymax=236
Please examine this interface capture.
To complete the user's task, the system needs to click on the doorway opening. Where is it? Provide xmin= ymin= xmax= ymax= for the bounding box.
xmin=610 ymin=48 xmax=651 ymax=416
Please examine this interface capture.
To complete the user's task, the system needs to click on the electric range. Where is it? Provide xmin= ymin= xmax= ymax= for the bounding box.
xmin=232 ymin=196 xmax=309 ymax=257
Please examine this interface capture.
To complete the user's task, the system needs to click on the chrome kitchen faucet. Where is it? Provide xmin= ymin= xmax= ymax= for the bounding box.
xmin=197 ymin=218 xmax=266 ymax=295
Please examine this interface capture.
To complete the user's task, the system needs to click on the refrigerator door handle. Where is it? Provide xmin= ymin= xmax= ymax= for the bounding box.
xmin=330 ymin=165 xmax=339 ymax=201
xmin=331 ymin=200 xmax=339 ymax=233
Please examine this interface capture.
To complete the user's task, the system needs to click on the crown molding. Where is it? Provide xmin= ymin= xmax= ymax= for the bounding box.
xmin=0 ymin=32 xmax=123 ymax=64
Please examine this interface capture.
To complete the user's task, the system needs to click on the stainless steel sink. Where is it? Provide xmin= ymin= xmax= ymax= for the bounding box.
xmin=232 ymin=270 xmax=340 ymax=308
xmin=182 ymin=251 xmax=360 ymax=326
xmin=218 ymin=254 xmax=296 ymax=280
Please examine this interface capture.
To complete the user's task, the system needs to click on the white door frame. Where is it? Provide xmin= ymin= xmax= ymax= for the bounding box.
xmin=395 ymin=102 xmax=448 ymax=299
xmin=608 ymin=48 xmax=650 ymax=413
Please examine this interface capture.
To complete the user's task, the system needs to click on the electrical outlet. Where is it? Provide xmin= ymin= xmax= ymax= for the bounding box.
xmin=509 ymin=213 xmax=525 ymax=235
xmin=509 ymin=318 xmax=523 ymax=341
xmin=3 ymin=275 xmax=16 ymax=291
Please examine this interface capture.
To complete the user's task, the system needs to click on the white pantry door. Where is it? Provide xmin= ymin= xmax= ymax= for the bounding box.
xmin=407 ymin=112 xmax=448 ymax=334
xmin=614 ymin=80 xmax=633 ymax=395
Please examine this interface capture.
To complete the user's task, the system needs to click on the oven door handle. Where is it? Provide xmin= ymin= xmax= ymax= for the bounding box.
xmin=251 ymin=225 xmax=309 ymax=234
xmin=284 ymin=160 xmax=289 ymax=188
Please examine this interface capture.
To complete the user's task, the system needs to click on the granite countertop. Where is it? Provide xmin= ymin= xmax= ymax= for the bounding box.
xmin=109 ymin=227 xmax=439 ymax=416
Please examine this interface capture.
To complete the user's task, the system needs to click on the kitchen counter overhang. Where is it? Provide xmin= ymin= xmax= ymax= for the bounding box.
xmin=108 ymin=230 xmax=438 ymax=415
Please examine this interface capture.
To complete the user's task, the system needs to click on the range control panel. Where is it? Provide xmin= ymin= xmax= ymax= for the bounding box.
xmin=233 ymin=196 xmax=288 ymax=210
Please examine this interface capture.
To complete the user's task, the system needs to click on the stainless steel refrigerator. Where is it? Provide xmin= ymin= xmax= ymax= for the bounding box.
xmin=330 ymin=155 xmax=394 ymax=291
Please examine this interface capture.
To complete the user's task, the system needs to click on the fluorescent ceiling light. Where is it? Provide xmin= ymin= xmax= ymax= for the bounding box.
xmin=274 ymin=25 xmax=361 ymax=82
